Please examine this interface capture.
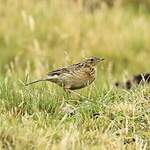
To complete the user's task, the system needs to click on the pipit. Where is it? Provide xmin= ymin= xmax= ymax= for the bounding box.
xmin=25 ymin=56 xmax=104 ymax=91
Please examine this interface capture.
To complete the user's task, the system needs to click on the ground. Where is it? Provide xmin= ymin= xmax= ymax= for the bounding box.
xmin=0 ymin=0 xmax=150 ymax=149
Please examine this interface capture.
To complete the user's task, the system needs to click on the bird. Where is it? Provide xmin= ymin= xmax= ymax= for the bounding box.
xmin=25 ymin=56 xmax=104 ymax=91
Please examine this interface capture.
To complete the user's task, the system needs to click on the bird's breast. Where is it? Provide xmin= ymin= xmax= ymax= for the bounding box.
xmin=66 ymin=67 xmax=96 ymax=90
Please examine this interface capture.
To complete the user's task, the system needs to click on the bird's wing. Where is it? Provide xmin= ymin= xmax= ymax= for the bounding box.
xmin=47 ymin=67 xmax=70 ymax=77
xmin=47 ymin=61 xmax=86 ymax=77
xmin=67 ymin=62 xmax=85 ymax=70
xmin=47 ymin=61 xmax=83 ymax=75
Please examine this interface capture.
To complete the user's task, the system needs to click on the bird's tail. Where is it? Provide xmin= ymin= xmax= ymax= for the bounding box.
xmin=25 ymin=78 xmax=48 ymax=86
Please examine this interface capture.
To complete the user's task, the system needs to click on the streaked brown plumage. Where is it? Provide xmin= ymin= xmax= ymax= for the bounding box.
xmin=25 ymin=56 xmax=104 ymax=91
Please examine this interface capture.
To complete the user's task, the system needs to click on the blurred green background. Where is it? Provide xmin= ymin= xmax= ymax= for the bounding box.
xmin=0 ymin=0 xmax=150 ymax=79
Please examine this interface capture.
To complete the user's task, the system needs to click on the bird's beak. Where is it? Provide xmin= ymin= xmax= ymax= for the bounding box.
xmin=97 ymin=58 xmax=104 ymax=62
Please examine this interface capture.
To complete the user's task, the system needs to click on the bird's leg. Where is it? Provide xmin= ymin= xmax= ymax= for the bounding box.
xmin=64 ymin=88 xmax=80 ymax=97
xmin=68 ymin=90 xmax=87 ymax=99
xmin=64 ymin=88 xmax=71 ymax=93
xmin=63 ymin=85 xmax=86 ymax=100
xmin=63 ymin=88 xmax=71 ymax=99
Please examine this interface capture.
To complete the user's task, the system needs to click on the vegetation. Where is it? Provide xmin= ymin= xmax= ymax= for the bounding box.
xmin=0 ymin=0 xmax=150 ymax=149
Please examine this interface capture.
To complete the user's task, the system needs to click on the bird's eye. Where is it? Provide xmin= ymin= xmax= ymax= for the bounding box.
xmin=90 ymin=58 xmax=94 ymax=61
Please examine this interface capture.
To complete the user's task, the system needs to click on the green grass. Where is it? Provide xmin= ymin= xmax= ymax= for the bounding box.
xmin=0 ymin=0 xmax=150 ymax=149
xmin=1 ymin=78 xmax=150 ymax=149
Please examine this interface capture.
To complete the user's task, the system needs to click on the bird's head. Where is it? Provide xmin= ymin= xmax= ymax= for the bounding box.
xmin=85 ymin=56 xmax=104 ymax=66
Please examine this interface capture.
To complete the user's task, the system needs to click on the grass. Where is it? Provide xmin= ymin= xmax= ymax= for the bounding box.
xmin=0 ymin=0 xmax=150 ymax=149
